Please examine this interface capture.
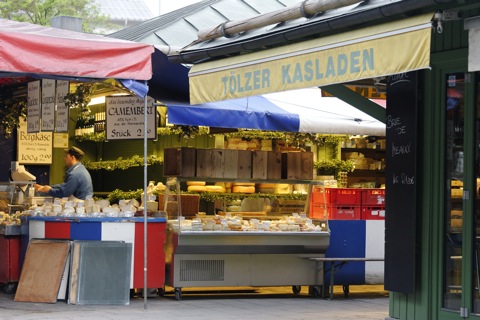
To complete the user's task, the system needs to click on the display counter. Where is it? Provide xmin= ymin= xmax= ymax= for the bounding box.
xmin=165 ymin=226 xmax=330 ymax=300
xmin=22 ymin=216 xmax=167 ymax=290
xmin=0 ymin=224 xmax=21 ymax=293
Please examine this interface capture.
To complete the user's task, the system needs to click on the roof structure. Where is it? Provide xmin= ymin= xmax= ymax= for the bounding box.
xmin=108 ymin=0 xmax=465 ymax=64
xmin=96 ymin=0 xmax=154 ymax=22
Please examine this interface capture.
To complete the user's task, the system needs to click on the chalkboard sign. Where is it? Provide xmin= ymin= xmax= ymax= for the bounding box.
xmin=384 ymin=72 xmax=417 ymax=294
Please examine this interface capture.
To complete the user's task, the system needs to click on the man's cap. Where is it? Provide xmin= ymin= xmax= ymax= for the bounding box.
xmin=64 ymin=146 xmax=85 ymax=160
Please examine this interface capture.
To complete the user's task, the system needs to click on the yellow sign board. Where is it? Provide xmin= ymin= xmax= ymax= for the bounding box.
xmin=189 ymin=14 xmax=432 ymax=104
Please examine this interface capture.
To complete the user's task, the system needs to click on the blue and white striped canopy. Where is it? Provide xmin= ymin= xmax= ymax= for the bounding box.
xmin=167 ymin=88 xmax=386 ymax=135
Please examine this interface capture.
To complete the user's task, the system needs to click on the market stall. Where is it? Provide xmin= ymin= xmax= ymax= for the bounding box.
xmin=0 ymin=19 xmax=161 ymax=303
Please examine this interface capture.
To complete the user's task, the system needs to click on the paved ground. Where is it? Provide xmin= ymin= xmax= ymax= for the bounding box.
xmin=0 ymin=285 xmax=389 ymax=320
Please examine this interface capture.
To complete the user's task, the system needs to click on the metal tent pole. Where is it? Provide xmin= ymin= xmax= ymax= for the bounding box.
xmin=143 ymin=96 xmax=148 ymax=310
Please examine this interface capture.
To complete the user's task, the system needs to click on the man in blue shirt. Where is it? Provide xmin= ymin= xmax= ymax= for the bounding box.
xmin=34 ymin=146 xmax=93 ymax=200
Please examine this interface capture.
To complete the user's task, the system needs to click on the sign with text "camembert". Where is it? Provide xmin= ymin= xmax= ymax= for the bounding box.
xmin=105 ymin=96 xmax=156 ymax=141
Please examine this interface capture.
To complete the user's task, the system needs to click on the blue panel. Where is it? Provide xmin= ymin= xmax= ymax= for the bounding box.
xmin=70 ymin=222 xmax=102 ymax=240
xmin=168 ymin=95 xmax=300 ymax=132
xmin=325 ymin=220 xmax=366 ymax=285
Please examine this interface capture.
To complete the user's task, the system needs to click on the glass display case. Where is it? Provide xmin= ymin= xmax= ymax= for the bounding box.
xmin=163 ymin=177 xmax=330 ymax=300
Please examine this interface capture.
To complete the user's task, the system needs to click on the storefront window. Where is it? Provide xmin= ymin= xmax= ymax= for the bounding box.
xmin=444 ymin=73 xmax=465 ymax=310
xmin=474 ymin=77 xmax=480 ymax=313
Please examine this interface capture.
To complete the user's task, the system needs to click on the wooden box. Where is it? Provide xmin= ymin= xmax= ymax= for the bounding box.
xmin=301 ymin=152 xmax=314 ymax=180
xmin=223 ymin=149 xmax=239 ymax=179
xmin=267 ymin=151 xmax=282 ymax=179
xmin=237 ymin=150 xmax=252 ymax=179
xmin=163 ymin=147 xmax=196 ymax=177
xmin=196 ymin=149 xmax=225 ymax=178
xmin=282 ymin=152 xmax=313 ymax=180
xmin=252 ymin=150 xmax=268 ymax=179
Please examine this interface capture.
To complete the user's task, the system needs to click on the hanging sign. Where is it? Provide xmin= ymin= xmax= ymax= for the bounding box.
xmin=105 ymin=96 xmax=157 ymax=141
xmin=41 ymin=79 xmax=56 ymax=131
xmin=17 ymin=118 xmax=53 ymax=164
xmin=27 ymin=80 xmax=41 ymax=133
xmin=55 ymin=80 xmax=69 ymax=132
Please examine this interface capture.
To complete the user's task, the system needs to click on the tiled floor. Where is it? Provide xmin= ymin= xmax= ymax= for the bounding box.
xmin=0 ymin=285 xmax=389 ymax=320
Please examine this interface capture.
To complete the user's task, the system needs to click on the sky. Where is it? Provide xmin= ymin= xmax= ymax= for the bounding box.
xmin=143 ymin=0 xmax=202 ymax=15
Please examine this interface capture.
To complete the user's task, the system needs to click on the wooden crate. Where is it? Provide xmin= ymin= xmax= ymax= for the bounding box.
xmin=252 ymin=150 xmax=268 ymax=179
xmin=282 ymin=152 xmax=300 ymax=179
xmin=267 ymin=151 xmax=282 ymax=179
xmin=196 ymin=149 xmax=212 ymax=178
xmin=195 ymin=149 xmax=225 ymax=178
xmin=281 ymin=152 xmax=313 ymax=180
xmin=163 ymin=147 xmax=196 ymax=177
xmin=223 ymin=149 xmax=239 ymax=179
xmin=237 ymin=150 xmax=252 ymax=179
xmin=300 ymin=152 xmax=314 ymax=180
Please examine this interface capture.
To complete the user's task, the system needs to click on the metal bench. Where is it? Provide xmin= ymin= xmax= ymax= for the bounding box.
xmin=309 ymin=257 xmax=384 ymax=299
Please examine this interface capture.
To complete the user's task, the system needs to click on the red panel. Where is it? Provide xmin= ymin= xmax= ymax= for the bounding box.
xmin=0 ymin=236 xmax=21 ymax=283
xmin=8 ymin=237 xmax=20 ymax=281
xmin=133 ymin=222 xmax=166 ymax=288
xmin=0 ymin=236 xmax=7 ymax=283
xmin=45 ymin=221 xmax=70 ymax=239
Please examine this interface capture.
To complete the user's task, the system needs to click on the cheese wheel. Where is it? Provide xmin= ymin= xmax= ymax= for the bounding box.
xmin=258 ymin=183 xmax=275 ymax=188
xmin=187 ymin=185 xmax=207 ymax=192
xmin=187 ymin=181 xmax=206 ymax=186
xmin=205 ymin=185 xmax=225 ymax=193
xmin=232 ymin=186 xmax=255 ymax=193
xmin=227 ymin=205 xmax=241 ymax=212
xmin=232 ymin=182 xmax=255 ymax=187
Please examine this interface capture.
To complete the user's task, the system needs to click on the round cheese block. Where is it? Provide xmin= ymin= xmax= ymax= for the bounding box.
xmin=227 ymin=205 xmax=241 ymax=212
xmin=232 ymin=186 xmax=255 ymax=193
xmin=205 ymin=185 xmax=225 ymax=193
xmin=187 ymin=185 xmax=207 ymax=192
xmin=187 ymin=181 xmax=206 ymax=186
xmin=232 ymin=182 xmax=255 ymax=187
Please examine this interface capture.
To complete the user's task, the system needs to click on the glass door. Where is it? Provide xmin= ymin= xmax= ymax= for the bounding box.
xmin=473 ymin=76 xmax=480 ymax=314
xmin=442 ymin=71 xmax=480 ymax=318
xmin=443 ymin=72 xmax=465 ymax=310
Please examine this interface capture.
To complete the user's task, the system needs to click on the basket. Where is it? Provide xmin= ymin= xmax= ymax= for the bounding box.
xmin=158 ymin=194 xmax=200 ymax=218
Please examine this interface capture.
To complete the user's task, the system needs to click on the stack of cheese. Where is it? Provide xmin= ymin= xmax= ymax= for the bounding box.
xmin=0 ymin=211 xmax=22 ymax=225
xmin=232 ymin=182 xmax=255 ymax=193
xmin=187 ymin=181 xmax=226 ymax=193
xmin=187 ymin=181 xmax=207 ymax=192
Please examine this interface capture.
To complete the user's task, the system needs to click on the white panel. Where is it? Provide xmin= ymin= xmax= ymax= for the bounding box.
xmin=365 ymin=220 xmax=385 ymax=284
xmin=101 ymin=222 xmax=135 ymax=287
xmin=28 ymin=220 xmax=45 ymax=241
xmin=469 ymin=28 xmax=480 ymax=72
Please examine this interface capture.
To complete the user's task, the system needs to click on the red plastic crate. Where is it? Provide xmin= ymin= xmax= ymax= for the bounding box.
xmin=362 ymin=189 xmax=386 ymax=206
xmin=330 ymin=188 xmax=362 ymax=206
xmin=361 ymin=206 xmax=386 ymax=220
xmin=309 ymin=203 xmax=331 ymax=219
xmin=311 ymin=186 xmax=331 ymax=204
xmin=329 ymin=206 xmax=361 ymax=220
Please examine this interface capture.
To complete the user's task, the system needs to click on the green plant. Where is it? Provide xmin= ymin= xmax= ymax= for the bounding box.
xmin=0 ymin=97 xmax=27 ymax=138
xmin=107 ymin=188 xmax=143 ymax=204
xmin=314 ymin=159 xmax=354 ymax=179
xmin=83 ymin=155 xmax=163 ymax=171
